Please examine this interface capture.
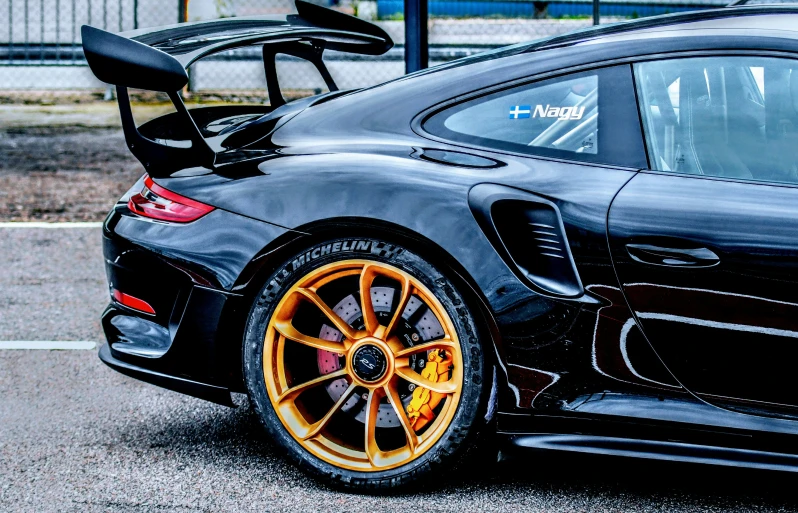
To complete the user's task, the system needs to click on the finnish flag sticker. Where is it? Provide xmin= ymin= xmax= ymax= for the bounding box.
xmin=509 ymin=105 xmax=531 ymax=119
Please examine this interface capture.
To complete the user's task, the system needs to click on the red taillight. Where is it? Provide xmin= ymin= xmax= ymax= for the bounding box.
xmin=112 ymin=288 xmax=156 ymax=315
xmin=128 ymin=176 xmax=214 ymax=223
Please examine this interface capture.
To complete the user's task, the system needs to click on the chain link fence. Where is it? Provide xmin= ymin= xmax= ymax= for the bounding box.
xmin=185 ymin=0 xmax=727 ymax=99
xmin=0 ymin=0 xmax=728 ymax=100
xmin=183 ymin=0 xmax=399 ymax=100
xmin=0 ymin=0 xmax=176 ymax=93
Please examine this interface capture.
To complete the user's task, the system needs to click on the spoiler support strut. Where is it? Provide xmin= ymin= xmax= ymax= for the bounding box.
xmin=116 ymin=87 xmax=216 ymax=172
xmin=263 ymin=41 xmax=339 ymax=108
xmin=81 ymin=0 xmax=392 ymax=176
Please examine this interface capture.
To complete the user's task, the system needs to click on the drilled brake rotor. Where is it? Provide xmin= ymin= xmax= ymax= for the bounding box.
xmin=317 ymin=286 xmax=445 ymax=427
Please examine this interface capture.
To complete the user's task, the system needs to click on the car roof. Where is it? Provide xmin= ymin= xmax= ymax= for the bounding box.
xmin=526 ymin=6 xmax=798 ymax=52
xmin=399 ymin=6 xmax=798 ymax=86
xmin=728 ymin=0 xmax=798 ymax=6
xmin=362 ymin=5 xmax=798 ymax=112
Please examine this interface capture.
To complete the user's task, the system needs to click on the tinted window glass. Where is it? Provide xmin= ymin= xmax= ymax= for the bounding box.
xmin=444 ymin=74 xmax=598 ymax=154
xmin=635 ymin=57 xmax=798 ymax=185
xmin=423 ymin=65 xmax=646 ymax=168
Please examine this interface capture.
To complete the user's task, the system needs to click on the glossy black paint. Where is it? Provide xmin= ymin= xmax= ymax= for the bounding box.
xmin=81 ymin=25 xmax=188 ymax=92
xmin=609 ymin=172 xmax=798 ymax=417
xmin=95 ymin=9 xmax=798 ymax=470
xmin=100 ymin=189 xmax=298 ymax=401
xmin=468 ymin=184 xmax=586 ymax=300
xmin=502 ymin=434 xmax=798 ymax=472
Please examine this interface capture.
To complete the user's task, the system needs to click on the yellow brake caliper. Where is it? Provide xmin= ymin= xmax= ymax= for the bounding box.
xmin=406 ymin=349 xmax=454 ymax=431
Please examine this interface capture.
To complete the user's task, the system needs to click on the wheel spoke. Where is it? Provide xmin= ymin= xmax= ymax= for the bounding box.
xmin=384 ymin=379 xmax=419 ymax=452
xmin=364 ymin=386 xmax=415 ymax=468
xmin=384 ymin=275 xmax=413 ymax=341
xmin=273 ymin=320 xmax=347 ymax=353
xmin=394 ymin=337 xmax=457 ymax=358
xmin=366 ymin=388 xmax=396 ymax=467
xmin=395 ymin=365 xmax=457 ymax=395
xmin=359 ymin=265 xmax=380 ymax=336
xmin=363 ymin=387 xmax=384 ymax=466
xmin=302 ymin=381 xmax=358 ymax=441
xmin=294 ymin=288 xmax=357 ymax=341
xmin=277 ymin=369 xmax=348 ymax=404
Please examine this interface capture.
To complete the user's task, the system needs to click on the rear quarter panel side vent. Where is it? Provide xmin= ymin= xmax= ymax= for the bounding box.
xmin=469 ymin=183 xmax=584 ymax=299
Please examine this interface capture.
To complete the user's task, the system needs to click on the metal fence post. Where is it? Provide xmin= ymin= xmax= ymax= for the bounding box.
xmin=178 ymin=0 xmax=188 ymax=23
xmin=8 ymin=0 xmax=13 ymax=65
xmin=593 ymin=0 xmax=600 ymax=25
xmin=180 ymin=0 xmax=190 ymax=94
xmin=404 ymin=0 xmax=428 ymax=74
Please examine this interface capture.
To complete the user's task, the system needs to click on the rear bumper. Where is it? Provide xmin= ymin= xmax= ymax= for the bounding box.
xmin=99 ymin=200 xmax=295 ymax=405
xmin=98 ymin=342 xmax=235 ymax=406
xmin=100 ymin=282 xmax=234 ymax=405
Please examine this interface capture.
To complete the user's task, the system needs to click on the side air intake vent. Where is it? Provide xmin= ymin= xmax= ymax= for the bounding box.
xmin=469 ymin=184 xmax=583 ymax=298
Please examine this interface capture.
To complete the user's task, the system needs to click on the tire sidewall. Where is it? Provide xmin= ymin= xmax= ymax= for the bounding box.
xmin=243 ymin=237 xmax=488 ymax=487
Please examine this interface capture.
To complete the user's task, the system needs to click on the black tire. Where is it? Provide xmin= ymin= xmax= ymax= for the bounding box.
xmin=243 ymin=237 xmax=492 ymax=492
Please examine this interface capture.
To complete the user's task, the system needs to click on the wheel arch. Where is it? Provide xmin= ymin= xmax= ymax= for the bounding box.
xmin=220 ymin=216 xmax=507 ymax=395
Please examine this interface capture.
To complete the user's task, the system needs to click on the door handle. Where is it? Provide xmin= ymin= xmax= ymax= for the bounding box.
xmin=625 ymin=243 xmax=720 ymax=268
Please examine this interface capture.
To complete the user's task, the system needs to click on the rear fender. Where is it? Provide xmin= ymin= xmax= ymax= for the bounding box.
xmin=221 ymin=217 xmax=510 ymax=402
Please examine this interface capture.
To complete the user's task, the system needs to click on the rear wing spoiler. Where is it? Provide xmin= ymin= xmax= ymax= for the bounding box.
xmin=81 ymin=0 xmax=393 ymax=174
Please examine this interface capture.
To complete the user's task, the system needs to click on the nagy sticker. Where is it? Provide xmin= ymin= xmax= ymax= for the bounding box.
xmin=533 ymin=105 xmax=586 ymax=120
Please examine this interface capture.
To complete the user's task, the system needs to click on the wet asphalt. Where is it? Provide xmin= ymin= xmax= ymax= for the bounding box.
xmin=2 ymin=227 xmax=798 ymax=512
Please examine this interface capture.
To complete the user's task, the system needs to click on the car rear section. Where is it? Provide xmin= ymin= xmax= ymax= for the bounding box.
xmin=86 ymin=0 xmax=395 ymax=404
xmin=99 ymin=174 xmax=299 ymax=405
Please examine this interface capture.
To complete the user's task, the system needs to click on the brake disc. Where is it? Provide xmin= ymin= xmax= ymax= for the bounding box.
xmin=316 ymin=286 xmax=444 ymax=427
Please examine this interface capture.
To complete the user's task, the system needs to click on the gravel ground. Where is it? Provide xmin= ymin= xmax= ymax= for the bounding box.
xmin=2 ymin=228 xmax=798 ymax=512
xmin=0 ymin=227 xmax=106 ymax=341
xmin=0 ymin=104 xmax=168 ymax=222
xmin=0 ymin=126 xmax=142 ymax=221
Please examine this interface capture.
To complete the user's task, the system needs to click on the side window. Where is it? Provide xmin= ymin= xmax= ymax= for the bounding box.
xmin=447 ymin=74 xmax=599 ymax=154
xmin=635 ymin=56 xmax=798 ymax=185
xmin=423 ymin=65 xmax=647 ymax=168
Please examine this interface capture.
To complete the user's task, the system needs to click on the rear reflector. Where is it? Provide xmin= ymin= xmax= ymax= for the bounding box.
xmin=112 ymin=288 xmax=156 ymax=315
xmin=128 ymin=175 xmax=214 ymax=223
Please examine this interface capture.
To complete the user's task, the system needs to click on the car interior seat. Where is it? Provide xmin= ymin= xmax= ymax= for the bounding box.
xmin=681 ymin=67 xmax=754 ymax=180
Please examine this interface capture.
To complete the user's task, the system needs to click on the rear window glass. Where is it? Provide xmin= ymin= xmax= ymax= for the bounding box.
xmin=443 ymin=74 xmax=598 ymax=154
xmin=423 ymin=65 xmax=647 ymax=168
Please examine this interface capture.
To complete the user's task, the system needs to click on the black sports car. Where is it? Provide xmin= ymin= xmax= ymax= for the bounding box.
xmin=83 ymin=4 xmax=798 ymax=490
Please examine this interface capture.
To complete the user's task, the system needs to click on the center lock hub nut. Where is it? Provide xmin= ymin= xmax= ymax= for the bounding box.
xmin=352 ymin=344 xmax=388 ymax=383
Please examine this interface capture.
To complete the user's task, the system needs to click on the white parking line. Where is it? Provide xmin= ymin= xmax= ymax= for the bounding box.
xmin=0 ymin=222 xmax=103 ymax=228
xmin=0 ymin=341 xmax=97 ymax=350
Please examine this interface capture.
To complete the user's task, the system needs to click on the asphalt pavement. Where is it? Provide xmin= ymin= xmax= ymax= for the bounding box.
xmin=2 ymin=226 xmax=798 ymax=512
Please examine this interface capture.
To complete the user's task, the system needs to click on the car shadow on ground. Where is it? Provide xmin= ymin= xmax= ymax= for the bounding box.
xmin=492 ymin=451 xmax=798 ymax=509
xmin=126 ymin=396 xmax=798 ymax=509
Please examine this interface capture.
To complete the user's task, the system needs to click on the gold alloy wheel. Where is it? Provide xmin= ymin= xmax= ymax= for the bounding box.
xmin=263 ymin=259 xmax=463 ymax=472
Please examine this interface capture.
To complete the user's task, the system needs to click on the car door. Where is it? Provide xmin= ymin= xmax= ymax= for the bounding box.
xmin=608 ymin=54 xmax=798 ymax=415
